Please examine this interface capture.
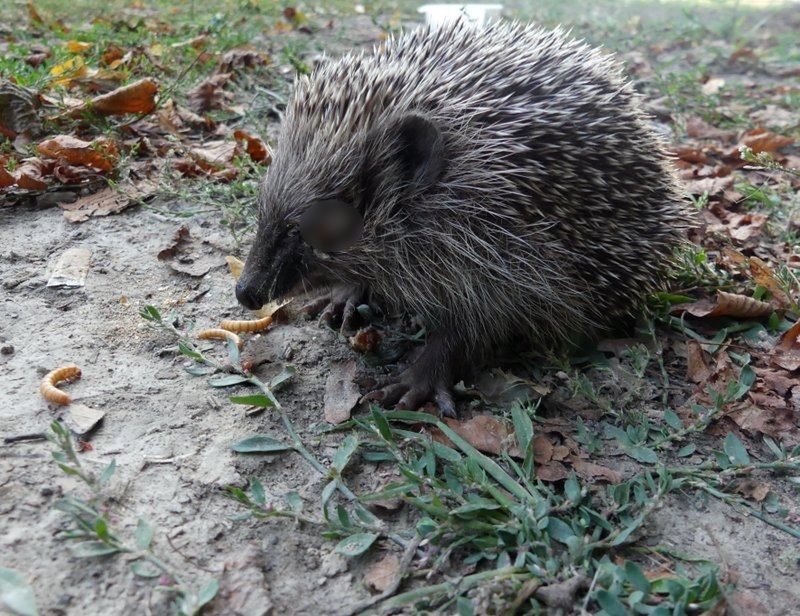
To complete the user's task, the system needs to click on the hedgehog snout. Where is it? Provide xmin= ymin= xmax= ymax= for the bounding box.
xmin=235 ymin=278 xmax=265 ymax=311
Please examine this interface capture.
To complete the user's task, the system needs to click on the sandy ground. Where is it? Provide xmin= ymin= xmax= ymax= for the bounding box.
xmin=2 ymin=198 xmax=798 ymax=615
xmin=0 ymin=202 xmax=406 ymax=615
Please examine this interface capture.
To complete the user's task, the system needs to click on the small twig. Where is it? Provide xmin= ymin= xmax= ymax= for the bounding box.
xmin=4 ymin=432 xmax=47 ymax=444
xmin=342 ymin=534 xmax=422 ymax=616
xmin=165 ymin=535 xmax=220 ymax=574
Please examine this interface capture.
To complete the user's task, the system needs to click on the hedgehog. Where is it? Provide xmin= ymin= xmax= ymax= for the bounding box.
xmin=235 ymin=19 xmax=692 ymax=417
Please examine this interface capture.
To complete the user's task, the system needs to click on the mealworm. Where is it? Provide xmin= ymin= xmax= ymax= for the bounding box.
xmin=40 ymin=364 xmax=82 ymax=405
xmin=197 ymin=328 xmax=243 ymax=349
xmin=219 ymin=315 xmax=272 ymax=333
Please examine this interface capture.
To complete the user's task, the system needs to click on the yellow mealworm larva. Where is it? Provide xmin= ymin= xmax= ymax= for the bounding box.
xmin=197 ymin=328 xmax=243 ymax=349
xmin=40 ymin=364 xmax=82 ymax=406
xmin=219 ymin=315 xmax=273 ymax=334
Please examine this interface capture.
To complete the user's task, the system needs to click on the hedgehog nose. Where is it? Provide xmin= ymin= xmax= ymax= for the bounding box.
xmin=235 ymin=279 xmax=263 ymax=310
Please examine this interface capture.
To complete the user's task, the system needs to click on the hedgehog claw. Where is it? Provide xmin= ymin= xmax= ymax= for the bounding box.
xmin=303 ymin=285 xmax=364 ymax=335
xmin=364 ymin=371 xmax=457 ymax=418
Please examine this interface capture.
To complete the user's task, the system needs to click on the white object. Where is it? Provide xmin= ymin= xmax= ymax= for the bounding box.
xmin=418 ymin=3 xmax=503 ymax=27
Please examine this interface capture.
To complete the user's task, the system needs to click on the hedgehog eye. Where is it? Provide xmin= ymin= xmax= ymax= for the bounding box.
xmin=299 ymin=199 xmax=363 ymax=253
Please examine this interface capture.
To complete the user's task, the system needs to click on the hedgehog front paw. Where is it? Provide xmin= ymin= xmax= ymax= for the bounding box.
xmin=302 ymin=285 xmax=365 ymax=334
xmin=363 ymin=368 xmax=457 ymax=418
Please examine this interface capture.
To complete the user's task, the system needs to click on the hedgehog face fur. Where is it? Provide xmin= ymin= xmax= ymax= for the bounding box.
xmin=237 ymin=19 xmax=693 ymax=415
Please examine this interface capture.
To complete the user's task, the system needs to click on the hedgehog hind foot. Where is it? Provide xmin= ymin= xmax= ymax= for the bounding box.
xmin=302 ymin=284 xmax=365 ymax=335
xmin=363 ymin=371 xmax=457 ymax=418
xmin=362 ymin=334 xmax=459 ymax=417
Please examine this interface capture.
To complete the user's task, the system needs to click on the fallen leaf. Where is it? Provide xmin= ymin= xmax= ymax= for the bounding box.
xmin=350 ymin=327 xmax=381 ymax=354
xmin=571 ymin=459 xmax=622 ymax=484
xmin=673 ymin=145 xmax=710 ymax=165
xmin=64 ymin=403 xmax=105 ymax=434
xmin=65 ymin=40 xmax=92 ymax=53
xmin=187 ymin=73 xmax=232 ymax=113
xmin=674 ymin=290 xmax=773 ymax=319
xmin=471 ymin=368 xmax=547 ymax=406
xmin=58 ymin=182 xmax=154 ymax=222
xmin=219 ymin=48 xmax=269 ymax=73
xmin=37 ymin=135 xmax=119 ymax=172
xmin=442 ymin=415 xmax=521 ymax=457
xmin=324 ymin=361 xmax=360 ymax=424
xmin=532 ymin=434 xmax=554 ymax=463
xmin=0 ymin=164 xmax=14 ymax=187
xmin=756 ymin=368 xmax=796 ymax=396
xmin=535 ymin=461 xmax=570 ymax=482
xmin=727 ymin=403 xmax=798 ymax=440
xmin=777 ymin=320 xmax=800 ymax=351
xmin=89 ymin=78 xmax=158 ymax=115
xmin=750 ymin=105 xmax=799 ymax=130
xmin=740 ymin=127 xmax=794 ymax=154
xmin=363 ymin=554 xmax=400 ymax=593
xmin=13 ymin=158 xmax=50 ymax=191
xmin=686 ymin=340 xmax=712 ymax=383
xmin=749 ymin=257 xmax=791 ymax=309
xmin=684 ymin=176 xmax=734 ymax=197
xmin=49 ymin=56 xmax=88 ymax=88
xmin=727 ymin=213 xmax=768 ymax=242
xmin=685 ymin=117 xmax=736 ymax=141
xmin=233 ymin=129 xmax=271 ymax=163
xmin=157 ymin=226 xmax=219 ymax=277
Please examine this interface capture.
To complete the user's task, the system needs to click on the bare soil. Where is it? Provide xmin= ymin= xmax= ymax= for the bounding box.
xmin=1 ymin=195 xmax=798 ymax=615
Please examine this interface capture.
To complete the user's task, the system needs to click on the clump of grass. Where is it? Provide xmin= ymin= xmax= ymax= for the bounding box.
xmin=47 ymin=421 xmax=219 ymax=615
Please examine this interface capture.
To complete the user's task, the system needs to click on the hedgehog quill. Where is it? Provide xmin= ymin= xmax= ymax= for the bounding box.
xmin=236 ymin=20 xmax=693 ymax=417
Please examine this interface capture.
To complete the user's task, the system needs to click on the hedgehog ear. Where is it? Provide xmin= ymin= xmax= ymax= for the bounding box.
xmin=393 ymin=114 xmax=444 ymax=190
xmin=361 ymin=113 xmax=444 ymax=209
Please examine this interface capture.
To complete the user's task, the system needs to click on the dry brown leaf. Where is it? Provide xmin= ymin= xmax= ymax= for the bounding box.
xmin=187 ymin=73 xmax=232 ymax=112
xmin=324 ymin=361 xmax=360 ymax=424
xmin=13 ymin=158 xmax=50 ymax=191
xmin=37 ymin=135 xmax=119 ymax=172
xmin=751 ymin=105 xmax=799 ymax=130
xmin=349 ymin=327 xmax=381 ymax=354
xmin=218 ymin=48 xmax=269 ymax=73
xmin=740 ymin=127 xmax=794 ymax=154
xmin=535 ymin=462 xmax=570 ymax=482
xmin=233 ymin=129 xmax=271 ymax=163
xmin=675 ymin=290 xmax=773 ymax=319
xmin=672 ymin=145 xmax=710 ymax=165
xmin=58 ymin=182 xmax=154 ymax=222
xmin=755 ymin=368 xmax=796 ymax=397
xmin=770 ymin=351 xmax=800 ymax=372
xmin=49 ymin=56 xmax=88 ymax=88
xmin=734 ymin=479 xmax=770 ymax=502
xmin=28 ymin=1 xmax=44 ymax=24
xmin=363 ymin=554 xmax=400 ymax=594
xmin=684 ymin=176 xmax=734 ymax=197
xmin=777 ymin=320 xmax=800 ymax=351
xmin=727 ymin=403 xmax=798 ymax=439
xmin=749 ymin=257 xmax=791 ymax=309
xmin=442 ymin=415 xmax=522 ymax=457
xmin=0 ymin=162 xmax=14 ymax=188
xmin=685 ymin=117 xmax=736 ymax=141
xmin=88 ymin=78 xmax=158 ymax=115
xmin=189 ymin=140 xmax=236 ymax=169
xmin=727 ymin=213 xmax=768 ymax=242
xmin=532 ymin=434 xmax=553 ymax=463
xmin=100 ymin=44 xmax=125 ymax=66
xmin=571 ymin=459 xmax=622 ymax=484
xmin=686 ymin=340 xmax=712 ymax=383
xmin=157 ymin=225 xmax=220 ymax=277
